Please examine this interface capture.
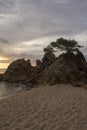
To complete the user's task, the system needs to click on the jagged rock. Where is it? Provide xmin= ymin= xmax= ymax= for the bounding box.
xmin=39 ymin=50 xmax=87 ymax=85
xmin=4 ymin=59 xmax=34 ymax=83
xmin=36 ymin=60 xmax=43 ymax=70
xmin=0 ymin=74 xmax=3 ymax=82
xmin=3 ymin=49 xmax=87 ymax=87
xmin=42 ymin=52 xmax=55 ymax=68
xmin=24 ymin=72 xmax=43 ymax=86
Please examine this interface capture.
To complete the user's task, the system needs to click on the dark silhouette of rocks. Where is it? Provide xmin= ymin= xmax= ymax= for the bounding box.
xmin=42 ymin=52 xmax=56 ymax=68
xmin=24 ymin=52 xmax=56 ymax=87
xmin=36 ymin=60 xmax=43 ymax=70
xmin=39 ymin=50 xmax=87 ymax=85
xmin=0 ymin=74 xmax=3 ymax=82
xmin=2 ymin=46 xmax=87 ymax=88
xmin=4 ymin=59 xmax=34 ymax=83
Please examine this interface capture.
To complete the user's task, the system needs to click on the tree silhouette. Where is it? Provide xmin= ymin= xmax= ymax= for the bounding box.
xmin=44 ymin=37 xmax=83 ymax=54
xmin=44 ymin=45 xmax=54 ymax=54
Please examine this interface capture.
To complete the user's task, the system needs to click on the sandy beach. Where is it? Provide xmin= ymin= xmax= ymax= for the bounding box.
xmin=0 ymin=84 xmax=87 ymax=130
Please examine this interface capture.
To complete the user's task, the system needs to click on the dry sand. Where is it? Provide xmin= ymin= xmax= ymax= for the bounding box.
xmin=0 ymin=84 xmax=87 ymax=130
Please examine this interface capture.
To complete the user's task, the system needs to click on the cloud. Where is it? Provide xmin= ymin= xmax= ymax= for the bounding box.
xmin=0 ymin=0 xmax=87 ymax=42
xmin=0 ymin=0 xmax=87 ymax=65
xmin=75 ymin=31 xmax=87 ymax=44
xmin=0 ymin=37 xmax=9 ymax=44
xmin=0 ymin=59 xmax=11 ymax=63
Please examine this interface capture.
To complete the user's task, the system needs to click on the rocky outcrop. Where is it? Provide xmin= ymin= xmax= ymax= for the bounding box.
xmin=42 ymin=52 xmax=55 ymax=68
xmin=0 ymin=74 xmax=3 ymax=82
xmin=39 ymin=50 xmax=87 ymax=85
xmin=36 ymin=60 xmax=43 ymax=70
xmin=3 ymin=50 xmax=87 ymax=87
xmin=4 ymin=59 xmax=34 ymax=83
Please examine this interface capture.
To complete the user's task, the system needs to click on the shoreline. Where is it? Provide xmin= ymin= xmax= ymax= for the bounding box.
xmin=0 ymin=81 xmax=25 ymax=100
xmin=0 ymin=84 xmax=87 ymax=130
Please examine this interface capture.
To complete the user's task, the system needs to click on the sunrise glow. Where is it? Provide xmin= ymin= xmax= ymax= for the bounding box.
xmin=0 ymin=63 xmax=9 ymax=69
xmin=0 ymin=57 xmax=9 ymax=69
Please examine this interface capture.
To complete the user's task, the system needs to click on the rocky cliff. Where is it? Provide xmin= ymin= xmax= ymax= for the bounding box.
xmin=0 ymin=74 xmax=3 ymax=82
xmin=3 ymin=50 xmax=87 ymax=86
xmin=4 ymin=59 xmax=35 ymax=83
xmin=39 ymin=50 xmax=87 ymax=85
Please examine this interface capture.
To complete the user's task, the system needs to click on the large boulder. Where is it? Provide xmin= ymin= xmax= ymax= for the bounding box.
xmin=4 ymin=59 xmax=34 ymax=83
xmin=39 ymin=50 xmax=87 ymax=85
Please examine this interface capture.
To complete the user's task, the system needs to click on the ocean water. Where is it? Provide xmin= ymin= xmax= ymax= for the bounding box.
xmin=0 ymin=82 xmax=25 ymax=99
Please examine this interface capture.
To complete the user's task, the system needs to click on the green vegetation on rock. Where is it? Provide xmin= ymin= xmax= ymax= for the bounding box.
xmin=44 ymin=37 xmax=83 ymax=54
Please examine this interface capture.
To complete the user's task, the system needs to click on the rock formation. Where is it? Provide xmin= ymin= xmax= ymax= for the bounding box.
xmin=39 ymin=50 xmax=87 ymax=85
xmin=42 ymin=52 xmax=55 ymax=68
xmin=0 ymin=74 xmax=3 ymax=82
xmin=4 ymin=59 xmax=34 ymax=83
xmin=36 ymin=60 xmax=43 ymax=70
xmin=3 ymin=49 xmax=87 ymax=87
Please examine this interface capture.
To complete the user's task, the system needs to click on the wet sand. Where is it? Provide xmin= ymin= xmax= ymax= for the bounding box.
xmin=0 ymin=84 xmax=87 ymax=130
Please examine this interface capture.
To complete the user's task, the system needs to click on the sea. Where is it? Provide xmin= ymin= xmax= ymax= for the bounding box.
xmin=0 ymin=69 xmax=25 ymax=99
xmin=0 ymin=82 xmax=25 ymax=100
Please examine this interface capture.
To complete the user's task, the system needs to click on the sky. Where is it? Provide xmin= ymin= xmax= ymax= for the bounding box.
xmin=0 ymin=0 xmax=87 ymax=70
